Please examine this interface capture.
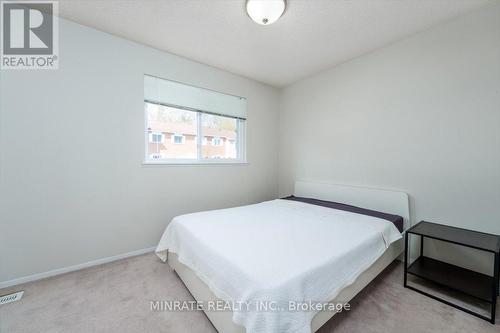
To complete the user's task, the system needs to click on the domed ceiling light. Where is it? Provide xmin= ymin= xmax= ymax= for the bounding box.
xmin=246 ymin=0 xmax=286 ymax=25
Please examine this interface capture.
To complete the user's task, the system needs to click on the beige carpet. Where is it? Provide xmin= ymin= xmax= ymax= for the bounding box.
xmin=0 ymin=254 xmax=498 ymax=333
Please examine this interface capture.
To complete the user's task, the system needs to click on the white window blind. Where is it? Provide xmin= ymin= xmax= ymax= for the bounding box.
xmin=144 ymin=75 xmax=247 ymax=120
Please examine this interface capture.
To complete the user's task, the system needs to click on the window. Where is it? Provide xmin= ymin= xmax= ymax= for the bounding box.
xmin=150 ymin=132 xmax=163 ymax=143
xmin=172 ymin=134 xmax=185 ymax=144
xmin=212 ymin=137 xmax=222 ymax=146
xmin=201 ymin=114 xmax=239 ymax=159
xmin=144 ymin=75 xmax=247 ymax=163
xmin=146 ymin=103 xmax=197 ymax=159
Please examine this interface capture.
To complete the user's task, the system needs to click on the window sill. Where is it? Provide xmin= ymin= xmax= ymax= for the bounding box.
xmin=142 ymin=160 xmax=248 ymax=166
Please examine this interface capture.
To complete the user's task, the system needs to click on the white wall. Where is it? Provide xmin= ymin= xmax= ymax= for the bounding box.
xmin=0 ymin=18 xmax=279 ymax=283
xmin=279 ymin=4 xmax=500 ymax=273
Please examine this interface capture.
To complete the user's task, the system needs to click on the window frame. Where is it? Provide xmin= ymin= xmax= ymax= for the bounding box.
xmin=143 ymin=102 xmax=247 ymax=165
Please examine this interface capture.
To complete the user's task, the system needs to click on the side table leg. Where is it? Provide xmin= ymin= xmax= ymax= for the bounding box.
xmin=404 ymin=232 xmax=409 ymax=288
xmin=420 ymin=235 xmax=424 ymax=257
xmin=497 ymin=253 xmax=500 ymax=296
xmin=491 ymin=252 xmax=498 ymax=324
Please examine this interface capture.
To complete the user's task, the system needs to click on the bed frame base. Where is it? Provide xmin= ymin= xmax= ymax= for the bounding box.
xmin=168 ymin=239 xmax=403 ymax=333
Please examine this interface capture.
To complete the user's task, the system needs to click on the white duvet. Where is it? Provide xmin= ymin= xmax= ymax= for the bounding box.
xmin=155 ymin=199 xmax=402 ymax=333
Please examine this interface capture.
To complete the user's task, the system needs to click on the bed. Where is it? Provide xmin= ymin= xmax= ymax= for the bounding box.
xmin=155 ymin=181 xmax=410 ymax=333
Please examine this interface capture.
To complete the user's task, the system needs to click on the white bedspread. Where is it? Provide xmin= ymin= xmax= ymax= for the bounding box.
xmin=155 ymin=199 xmax=402 ymax=333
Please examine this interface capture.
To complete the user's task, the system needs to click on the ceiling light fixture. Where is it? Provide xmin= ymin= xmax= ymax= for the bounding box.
xmin=246 ymin=0 xmax=286 ymax=26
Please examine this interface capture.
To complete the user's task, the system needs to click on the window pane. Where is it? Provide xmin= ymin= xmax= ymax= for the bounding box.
xmin=146 ymin=102 xmax=197 ymax=159
xmin=173 ymin=134 xmax=184 ymax=144
xmin=201 ymin=113 xmax=238 ymax=159
xmin=151 ymin=133 xmax=162 ymax=143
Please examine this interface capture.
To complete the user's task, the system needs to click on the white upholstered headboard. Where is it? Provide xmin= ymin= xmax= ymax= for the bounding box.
xmin=294 ymin=181 xmax=410 ymax=231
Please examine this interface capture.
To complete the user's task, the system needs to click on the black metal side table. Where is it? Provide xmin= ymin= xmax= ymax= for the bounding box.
xmin=404 ymin=221 xmax=500 ymax=323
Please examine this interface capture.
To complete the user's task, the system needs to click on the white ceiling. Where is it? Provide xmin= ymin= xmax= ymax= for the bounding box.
xmin=59 ymin=0 xmax=490 ymax=87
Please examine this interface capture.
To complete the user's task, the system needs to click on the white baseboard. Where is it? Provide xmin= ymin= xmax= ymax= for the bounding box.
xmin=0 ymin=246 xmax=156 ymax=289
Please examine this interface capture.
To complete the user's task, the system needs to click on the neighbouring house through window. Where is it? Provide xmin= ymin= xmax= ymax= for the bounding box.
xmin=144 ymin=75 xmax=247 ymax=163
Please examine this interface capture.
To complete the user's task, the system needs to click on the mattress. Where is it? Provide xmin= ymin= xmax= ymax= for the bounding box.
xmin=155 ymin=199 xmax=402 ymax=333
